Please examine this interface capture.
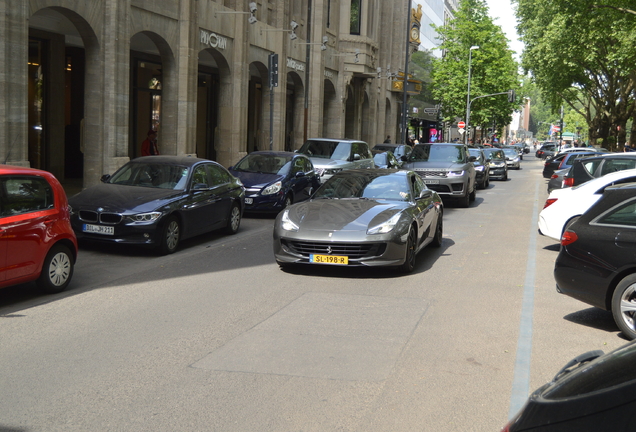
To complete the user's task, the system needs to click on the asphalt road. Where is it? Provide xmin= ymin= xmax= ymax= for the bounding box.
xmin=0 ymin=157 xmax=628 ymax=432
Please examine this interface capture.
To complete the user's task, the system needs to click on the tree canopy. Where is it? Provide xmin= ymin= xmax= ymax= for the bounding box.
xmin=515 ymin=0 xmax=636 ymax=147
xmin=431 ymin=0 xmax=520 ymax=141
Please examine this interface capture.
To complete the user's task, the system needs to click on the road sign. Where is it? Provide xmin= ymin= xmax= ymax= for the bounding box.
xmin=458 ymin=121 xmax=466 ymax=129
xmin=458 ymin=128 xmax=466 ymax=134
xmin=423 ymin=108 xmax=438 ymax=115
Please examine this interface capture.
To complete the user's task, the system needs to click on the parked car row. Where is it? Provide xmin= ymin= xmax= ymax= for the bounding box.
xmin=1 ymin=137 xmax=528 ymax=290
xmin=509 ymin=148 xmax=636 ymax=430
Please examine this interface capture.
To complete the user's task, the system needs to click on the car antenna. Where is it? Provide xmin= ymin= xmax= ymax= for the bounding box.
xmin=4 ymin=134 xmax=20 ymax=165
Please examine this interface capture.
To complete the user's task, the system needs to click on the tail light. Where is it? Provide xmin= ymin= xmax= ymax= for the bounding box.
xmin=551 ymin=173 xmax=558 ymax=179
xmin=561 ymin=230 xmax=578 ymax=246
xmin=543 ymin=198 xmax=557 ymax=209
xmin=563 ymin=177 xmax=574 ymax=187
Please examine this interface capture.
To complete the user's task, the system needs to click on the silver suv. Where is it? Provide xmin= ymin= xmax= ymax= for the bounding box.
xmin=298 ymin=138 xmax=374 ymax=183
xmin=401 ymin=143 xmax=477 ymax=207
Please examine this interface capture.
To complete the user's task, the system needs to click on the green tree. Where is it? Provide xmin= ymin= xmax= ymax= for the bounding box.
xmin=515 ymin=0 xmax=636 ymax=148
xmin=431 ymin=0 xmax=520 ymax=142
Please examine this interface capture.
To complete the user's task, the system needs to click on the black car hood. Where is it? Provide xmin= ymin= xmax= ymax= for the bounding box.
xmin=229 ymin=170 xmax=284 ymax=189
xmin=69 ymin=183 xmax=184 ymax=213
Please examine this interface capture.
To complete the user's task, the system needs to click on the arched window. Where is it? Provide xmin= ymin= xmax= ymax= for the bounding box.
xmin=350 ymin=0 xmax=361 ymax=35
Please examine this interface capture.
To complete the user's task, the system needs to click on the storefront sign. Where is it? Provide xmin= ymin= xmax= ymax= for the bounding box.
xmin=286 ymin=58 xmax=305 ymax=72
xmin=200 ymin=30 xmax=227 ymax=50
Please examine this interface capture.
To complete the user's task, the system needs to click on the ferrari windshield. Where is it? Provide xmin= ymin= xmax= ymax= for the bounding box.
xmin=314 ymin=173 xmax=410 ymax=201
xmin=233 ymin=154 xmax=293 ymax=175
xmin=108 ymin=162 xmax=190 ymax=190
xmin=407 ymin=145 xmax=465 ymax=163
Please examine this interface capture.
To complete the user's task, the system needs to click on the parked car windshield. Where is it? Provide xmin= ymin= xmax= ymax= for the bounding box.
xmin=503 ymin=148 xmax=518 ymax=157
xmin=300 ymin=140 xmax=352 ymax=160
xmin=468 ymin=149 xmax=483 ymax=161
xmin=314 ymin=173 xmax=410 ymax=201
xmin=108 ymin=162 xmax=190 ymax=190
xmin=233 ymin=154 xmax=293 ymax=175
xmin=407 ymin=145 xmax=465 ymax=163
xmin=484 ymin=149 xmax=504 ymax=160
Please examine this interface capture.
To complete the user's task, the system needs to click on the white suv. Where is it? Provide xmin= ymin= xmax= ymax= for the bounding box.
xmin=298 ymin=138 xmax=374 ymax=183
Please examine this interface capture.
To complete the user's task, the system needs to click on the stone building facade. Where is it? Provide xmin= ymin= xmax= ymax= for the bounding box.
xmin=0 ymin=0 xmax=411 ymax=188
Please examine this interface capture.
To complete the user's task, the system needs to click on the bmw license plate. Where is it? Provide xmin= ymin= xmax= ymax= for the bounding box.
xmin=83 ymin=224 xmax=114 ymax=235
xmin=244 ymin=198 xmax=253 ymax=205
xmin=310 ymin=254 xmax=349 ymax=265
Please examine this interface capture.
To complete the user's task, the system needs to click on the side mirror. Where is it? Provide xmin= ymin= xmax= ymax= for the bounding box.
xmin=469 ymin=156 xmax=477 ymax=162
xmin=100 ymin=174 xmax=111 ymax=183
xmin=353 ymin=153 xmax=361 ymax=161
xmin=401 ymin=155 xmax=408 ymax=162
xmin=295 ymin=171 xmax=306 ymax=178
xmin=418 ymin=189 xmax=433 ymax=200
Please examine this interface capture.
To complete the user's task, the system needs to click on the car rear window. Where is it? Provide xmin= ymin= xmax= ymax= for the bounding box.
xmin=600 ymin=159 xmax=636 ymax=176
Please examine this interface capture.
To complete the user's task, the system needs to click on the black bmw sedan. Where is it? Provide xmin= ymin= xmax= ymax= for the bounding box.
xmin=68 ymin=156 xmax=245 ymax=254
xmin=554 ymin=182 xmax=636 ymax=340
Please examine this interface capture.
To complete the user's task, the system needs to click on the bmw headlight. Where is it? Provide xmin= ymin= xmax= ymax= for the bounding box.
xmin=367 ymin=213 xmax=402 ymax=235
xmin=475 ymin=165 xmax=485 ymax=172
xmin=280 ymin=209 xmax=299 ymax=232
xmin=448 ymin=170 xmax=464 ymax=177
xmin=125 ymin=211 xmax=162 ymax=225
xmin=262 ymin=181 xmax=282 ymax=195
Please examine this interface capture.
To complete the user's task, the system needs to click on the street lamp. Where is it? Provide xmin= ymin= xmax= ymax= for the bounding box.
xmin=464 ymin=45 xmax=479 ymax=145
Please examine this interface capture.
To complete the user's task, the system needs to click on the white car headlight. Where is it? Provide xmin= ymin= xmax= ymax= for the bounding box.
xmin=125 ymin=211 xmax=162 ymax=225
xmin=448 ymin=170 xmax=464 ymax=177
xmin=280 ymin=209 xmax=299 ymax=232
xmin=262 ymin=181 xmax=282 ymax=195
xmin=367 ymin=212 xmax=402 ymax=235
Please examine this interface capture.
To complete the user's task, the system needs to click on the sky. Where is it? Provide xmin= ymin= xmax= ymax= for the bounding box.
xmin=485 ymin=0 xmax=523 ymax=61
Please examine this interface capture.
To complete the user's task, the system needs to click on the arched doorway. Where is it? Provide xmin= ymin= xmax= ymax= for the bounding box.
xmin=344 ymin=85 xmax=355 ymax=139
xmin=385 ymin=98 xmax=393 ymax=142
xmin=322 ymin=79 xmax=337 ymax=138
xmin=285 ymin=72 xmax=304 ymax=151
xmin=27 ymin=7 xmax=100 ymax=186
xmin=361 ymin=92 xmax=371 ymax=144
xmin=130 ymin=32 xmax=177 ymax=158
xmin=197 ymin=48 xmax=231 ymax=160
xmin=247 ymin=62 xmax=268 ymax=153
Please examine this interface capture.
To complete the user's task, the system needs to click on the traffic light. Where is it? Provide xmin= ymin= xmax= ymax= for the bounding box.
xmin=508 ymin=89 xmax=516 ymax=103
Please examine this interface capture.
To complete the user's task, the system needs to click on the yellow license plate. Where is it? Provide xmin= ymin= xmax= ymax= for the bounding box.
xmin=310 ymin=254 xmax=349 ymax=265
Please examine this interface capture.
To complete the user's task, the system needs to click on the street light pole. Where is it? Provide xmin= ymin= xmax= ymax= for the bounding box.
xmin=464 ymin=45 xmax=479 ymax=145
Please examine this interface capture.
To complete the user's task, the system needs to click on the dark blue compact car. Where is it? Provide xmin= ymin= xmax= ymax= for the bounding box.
xmin=229 ymin=151 xmax=320 ymax=213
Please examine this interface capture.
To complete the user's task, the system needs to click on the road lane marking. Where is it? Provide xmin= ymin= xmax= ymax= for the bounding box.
xmin=508 ymin=180 xmax=540 ymax=419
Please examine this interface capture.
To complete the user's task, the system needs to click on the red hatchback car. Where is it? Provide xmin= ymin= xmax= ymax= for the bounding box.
xmin=0 ymin=165 xmax=78 ymax=293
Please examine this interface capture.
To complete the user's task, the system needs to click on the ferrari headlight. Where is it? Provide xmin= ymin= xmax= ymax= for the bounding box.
xmin=262 ymin=181 xmax=282 ymax=195
xmin=280 ymin=209 xmax=299 ymax=232
xmin=448 ymin=170 xmax=464 ymax=177
xmin=367 ymin=213 xmax=402 ymax=235
xmin=125 ymin=211 xmax=162 ymax=225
